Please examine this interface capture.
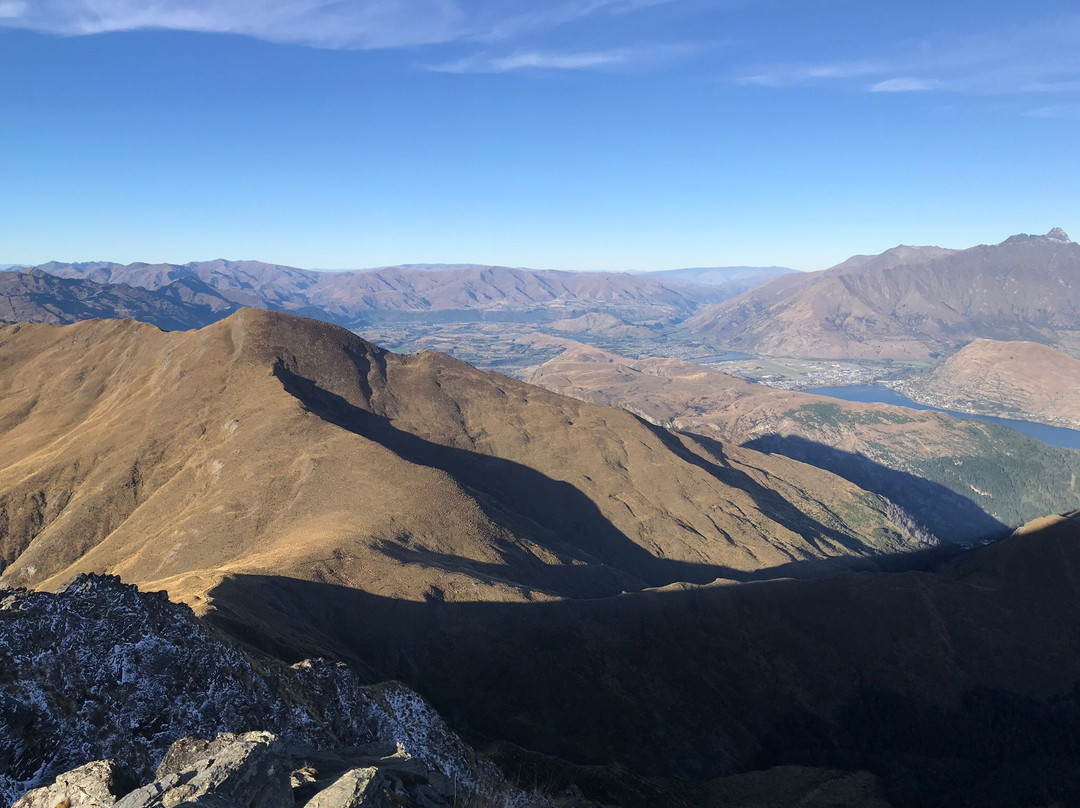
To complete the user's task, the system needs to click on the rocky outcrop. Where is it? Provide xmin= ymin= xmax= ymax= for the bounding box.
xmin=15 ymin=731 xmax=488 ymax=808
xmin=0 ymin=575 xmax=538 ymax=807
xmin=115 ymin=733 xmax=292 ymax=808
xmin=12 ymin=761 xmax=132 ymax=808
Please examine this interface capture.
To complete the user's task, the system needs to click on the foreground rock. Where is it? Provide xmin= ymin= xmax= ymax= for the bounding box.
xmin=17 ymin=731 xmax=485 ymax=808
xmin=115 ymin=733 xmax=292 ymax=808
xmin=0 ymin=575 xmax=541 ymax=807
xmin=12 ymin=761 xmax=132 ymax=808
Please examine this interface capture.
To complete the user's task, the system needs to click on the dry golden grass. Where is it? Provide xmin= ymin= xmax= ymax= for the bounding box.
xmin=914 ymin=338 xmax=1080 ymax=428
xmin=0 ymin=310 xmax=922 ymax=610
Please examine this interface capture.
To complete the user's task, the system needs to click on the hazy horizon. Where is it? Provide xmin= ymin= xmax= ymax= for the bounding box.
xmin=5 ymin=225 xmax=1071 ymax=275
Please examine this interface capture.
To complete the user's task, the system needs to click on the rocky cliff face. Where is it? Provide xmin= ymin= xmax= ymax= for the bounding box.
xmin=0 ymin=574 xmax=535 ymax=807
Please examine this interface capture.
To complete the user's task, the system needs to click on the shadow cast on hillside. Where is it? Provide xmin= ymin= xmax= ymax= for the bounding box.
xmin=203 ymin=526 xmax=1080 ymax=808
xmin=273 ymin=364 xmax=919 ymax=596
xmin=636 ymin=420 xmax=869 ymax=556
xmin=741 ymin=434 xmax=1009 ymax=542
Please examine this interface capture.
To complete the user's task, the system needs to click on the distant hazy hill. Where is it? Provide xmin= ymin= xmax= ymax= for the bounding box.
xmin=36 ymin=260 xmax=769 ymax=331
xmin=0 ymin=268 xmax=237 ymax=330
xmin=527 ymin=343 xmax=1080 ymax=540
xmin=686 ymin=228 xmax=1080 ymax=358
xmin=826 ymin=245 xmax=958 ymax=274
xmin=638 ymin=265 xmax=795 ymax=285
xmin=898 ymin=338 xmax=1080 ymax=429
xmin=35 ymin=259 xmax=325 ymax=315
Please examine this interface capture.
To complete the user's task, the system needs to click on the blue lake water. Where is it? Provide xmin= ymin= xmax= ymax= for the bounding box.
xmin=806 ymin=384 xmax=1080 ymax=451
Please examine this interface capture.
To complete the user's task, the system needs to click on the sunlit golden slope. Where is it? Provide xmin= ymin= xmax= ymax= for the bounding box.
xmin=0 ymin=309 xmax=924 ymax=607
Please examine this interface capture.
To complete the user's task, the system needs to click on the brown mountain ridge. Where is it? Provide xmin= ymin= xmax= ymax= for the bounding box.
xmin=686 ymin=228 xmax=1080 ymax=359
xmin=0 ymin=268 xmax=237 ymax=330
xmin=5 ymin=310 xmax=1080 ymax=807
xmin=34 ymin=260 xmax=749 ymax=329
xmin=527 ymin=343 xmax=1080 ymax=540
xmin=896 ymin=338 xmax=1080 ymax=429
xmin=0 ymin=309 xmax=928 ymax=607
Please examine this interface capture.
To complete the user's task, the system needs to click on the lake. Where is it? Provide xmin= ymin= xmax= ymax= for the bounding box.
xmin=806 ymin=384 xmax=1080 ymax=451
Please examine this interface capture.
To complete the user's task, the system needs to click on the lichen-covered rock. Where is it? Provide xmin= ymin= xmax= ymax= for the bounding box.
xmin=152 ymin=732 xmax=278 ymax=782
xmin=0 ymin=575 xmax=535 ymax=807
xmin=304 ymin=759 xmax=460 ymax=808
xmin=305 ymin=767 xmax=384 ymax=808
xmin=114 ymin=733 xmax=292 ymax=808
xmin=11 ymin=760 xmax=132 ymax=808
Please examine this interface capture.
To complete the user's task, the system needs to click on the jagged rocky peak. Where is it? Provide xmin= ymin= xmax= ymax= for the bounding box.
xmin=1002 ymin=227 xmax=1073 ymax=245
xmin=0 ymin=574 xmax=550 ymax=807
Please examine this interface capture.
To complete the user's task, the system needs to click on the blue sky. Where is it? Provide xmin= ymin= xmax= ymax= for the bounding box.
xmin=1 ymin=0 xmax=1078 ymax=271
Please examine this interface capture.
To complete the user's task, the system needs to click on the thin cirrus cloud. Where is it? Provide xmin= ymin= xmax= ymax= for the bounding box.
xmin=476 ymin=0 xmax=677 ymax=42
xmin=735 ymin=16 xmax=1080 ymax=97
xmin=736 ymin=60 xmax=883 ymax=87
xmin=427 ymin=41 xmax=697 ymax=74
xmin=0 ymin=0 xmax=470 ymax=48
xmin=429 ymin=50 xmax=631 ymax=74
xmin=0 ymin=0 xmax=682 ymax=51
xmin=870 ymin=77 xmax=945 ymax=93
xmin=1026 ymin=103 xmax=1080 ymax=120
xmin=0 ymin=1 xmax=27 ymax=19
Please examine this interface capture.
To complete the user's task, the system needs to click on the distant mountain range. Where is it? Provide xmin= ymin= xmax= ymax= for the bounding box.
xmin=347 ymin=264 xmax=797 ymax=285
xmin=0 ymin=268 xmax=238 ymax=330
xmin=14 ymin=230 xmax=1079 ymax=367
xmin=635 ymin=265 xmax=795 ymax=285
xmin=20 ymin=260 xmax=782 ymax=333
xmin=687 ymin=228 xmax=1080 ymax=359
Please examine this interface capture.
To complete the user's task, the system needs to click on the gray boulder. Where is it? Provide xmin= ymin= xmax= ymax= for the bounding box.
xmin=305 ymin=767 xmax=385 ymax=808
xmin=113 ymin=732 xmax=291 ymax=808
xmin=303 ymin=762 xmax=457 ymax=808
xmin=12 ymin=760 xmax=132 ymax=808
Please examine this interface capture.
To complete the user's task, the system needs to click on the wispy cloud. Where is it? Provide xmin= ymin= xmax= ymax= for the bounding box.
xmin=1026 ymin=103 xmax=1080 ymax=120
xmin=1022 ymin=79 xmax=1080 ymax=93
xmin=476 ymin=0 xmax=677 ymax=42
xmin=735 ymin=16 xmax=1080 ymax=97
xmin=0 ymin=0 xmax=26 ymax=19
xmin=428 ymin=41 xmax=696 ymax=74
xmin=0 ymin=0 xmax=470 ymax=48
xmin=429 ymin=49 xmax=630 ymax=74
xmin=0 ymin=0 xmax=685 ymax=52
xmin=735 ymin=60 xmax=883 ymax=87
xmin=870 ymin=77 xmax=945 ymax=93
